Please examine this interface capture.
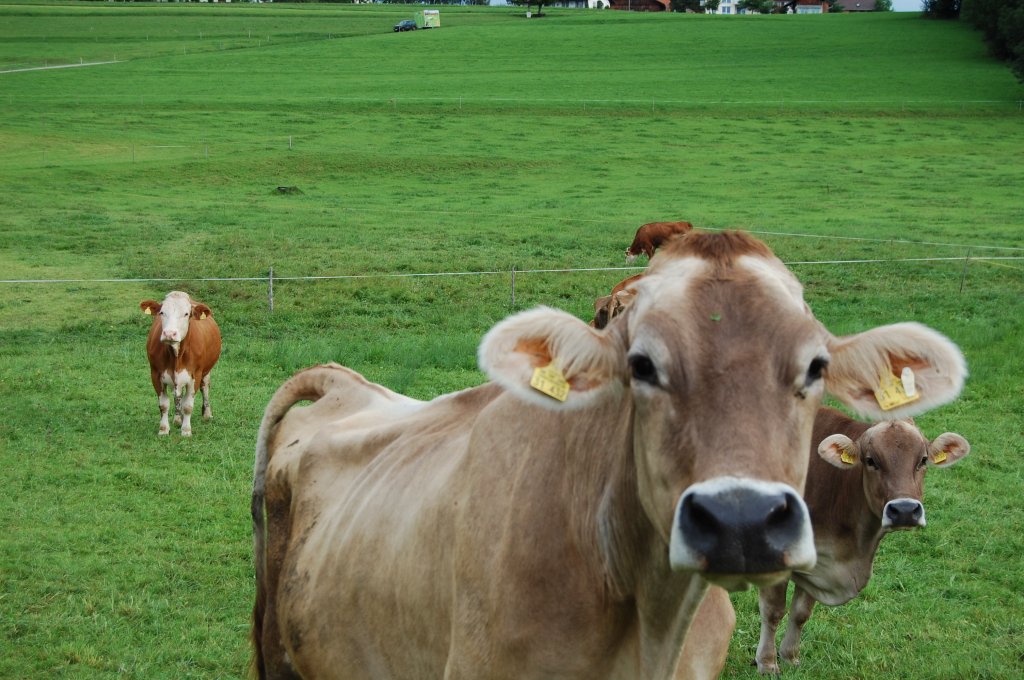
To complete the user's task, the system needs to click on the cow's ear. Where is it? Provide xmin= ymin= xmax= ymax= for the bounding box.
xmin=825 ymin=322 xmax=966 ymax=420
xmin=818 ymin=434 xmax=860 ymax=469
xmin=479 ymin=306 xmax=625 ymax=410
xmin=192 ymin=303 xmax=212 ymax=320
xmin=928 ymin=432 xmax=970 ymax=468
xmin=140 ymin=300 xmax=161 ymax=316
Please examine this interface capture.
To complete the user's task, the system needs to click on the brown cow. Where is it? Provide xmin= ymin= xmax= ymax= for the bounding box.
xmin=754 ymin=407 xmax=971 ymax=675
xmin=591 ymin=272 xmax=643 ymax=329
xmin=251 ymin=231 xmax=967 ymax=680
xmin=625 ymin=221 xmax=694 ymax=262
xmin=140 ymin=291 xmax=222 ymax=436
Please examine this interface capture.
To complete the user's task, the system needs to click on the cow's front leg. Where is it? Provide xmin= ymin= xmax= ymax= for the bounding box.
xmin=755 ymin=582 xmax=788 ymax=675
xmin=201 ymin=372 xmax=213 ymax=420
xmin=176 ymin=371 xmax=196 ymax=436
xmin=158 ymin=387 xmax=171 ymax=435
xmin=173 ymin=390 xmax=182 ymax=425
xmin=778 ymin=586 xmax=817 ymax=667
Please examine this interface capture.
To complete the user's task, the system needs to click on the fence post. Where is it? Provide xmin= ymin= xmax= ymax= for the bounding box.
xmin=959 ymin=250 xmax=971 ymax=294
xmin=268 ymin=266 xmax=275 ymax=312
xmin=511 ymin=265 xmax=517 ymax=309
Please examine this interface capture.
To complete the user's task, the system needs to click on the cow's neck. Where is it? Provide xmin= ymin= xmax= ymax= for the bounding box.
xmin=801 ymin=468 xmax=886 ymax=604
xmin=567 ymin=397 xmax=708 ymax=678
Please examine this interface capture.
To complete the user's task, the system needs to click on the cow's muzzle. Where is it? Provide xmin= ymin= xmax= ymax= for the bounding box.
xmin=669 ymin=477 xmax=816 ymax=588
xmin=882 ymin=498 xmax=925 ymax=530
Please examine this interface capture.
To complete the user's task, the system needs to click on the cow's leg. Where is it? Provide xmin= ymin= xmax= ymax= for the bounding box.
xmin=755 ymin=581 xmax=788 ymax=675
xmin=675 ymin=586 xmax=735 ymax=680
xmin=201 ymin=372 xmax=213 ymax=419
xmin=778 ymin=586 xmax=817 ymax=667
xmin=176 ymin=371 xmax=196 ymax=436
xmin=156 ymin=370 xmax=172 ymax=435
xmin=173 ymin=390 xmax=183 ymax=425
xmin=158 ymin=387 xmax=171 ymax=435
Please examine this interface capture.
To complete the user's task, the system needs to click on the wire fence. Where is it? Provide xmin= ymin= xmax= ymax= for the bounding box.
xmin=4 ymin=254 xmax=1022 ymax=312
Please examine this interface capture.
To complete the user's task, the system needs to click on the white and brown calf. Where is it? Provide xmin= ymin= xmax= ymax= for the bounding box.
xmin=755 ymin=406 xmax=970 ymax=674
xmin=140 ymin=291 xmax=222 ymax=436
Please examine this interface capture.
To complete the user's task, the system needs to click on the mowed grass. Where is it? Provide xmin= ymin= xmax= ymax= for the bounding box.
xmin=1 ymin=3 xmax=1023 ymax=678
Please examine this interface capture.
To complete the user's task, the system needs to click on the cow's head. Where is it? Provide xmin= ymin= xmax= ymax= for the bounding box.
xmin=479 ymin=231 xmax=966 ymax=590
xmin=818 ymin=421 xmax=970 ymax=530
xmin=625 ymin=248 xmax=639 ymax=264
xmin=140 ymin=291 xmax=212 ymax=352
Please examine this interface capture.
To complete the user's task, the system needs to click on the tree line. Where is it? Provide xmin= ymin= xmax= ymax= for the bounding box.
xmin=927 ymin=0 xmax=1024 ymax=83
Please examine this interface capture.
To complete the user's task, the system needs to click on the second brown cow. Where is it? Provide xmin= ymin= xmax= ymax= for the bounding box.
xmin=754 ymin=406 xmax=971 ymax=674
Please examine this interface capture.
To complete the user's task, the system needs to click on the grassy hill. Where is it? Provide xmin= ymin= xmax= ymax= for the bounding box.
xmin=1 ymin=3 xmax=1022 ymax=678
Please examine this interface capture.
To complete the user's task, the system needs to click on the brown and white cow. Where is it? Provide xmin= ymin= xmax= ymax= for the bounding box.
xmin=140 ymin=291 xmax=222 ymax=436
xmin=251 ymin=231 xmax=967 ymax=680
xmin=754 ymin=406 xmax=971 ymax=675
xmin=625 ymin=221 xmax=694 ymax=262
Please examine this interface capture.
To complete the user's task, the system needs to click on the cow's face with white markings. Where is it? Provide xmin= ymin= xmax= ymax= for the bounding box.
xmin=140 ymin=291 xmax=212 ymax=354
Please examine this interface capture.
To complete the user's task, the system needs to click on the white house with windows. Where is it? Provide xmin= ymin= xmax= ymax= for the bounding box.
xmin=705 ymin=0 xmax=829 ymax=12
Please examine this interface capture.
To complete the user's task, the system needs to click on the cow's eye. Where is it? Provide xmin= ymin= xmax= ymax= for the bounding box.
xmin=865 ymin=457 xmax=879 ymax=470
xmin=806 ymin=356 xmax=829 ymax=384
xmin=629 ymin=354 xmax=659 ymax=386
xmin=918 ymin=456 xmax=929 ymax=470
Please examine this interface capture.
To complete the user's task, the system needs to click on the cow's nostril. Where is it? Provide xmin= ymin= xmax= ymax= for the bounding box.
xmin=766 ymin=494 xmax=794 ymax=528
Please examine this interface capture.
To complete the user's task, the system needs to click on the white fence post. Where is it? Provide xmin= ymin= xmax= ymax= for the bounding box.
xmin=268 ymin=266 xmax=274 ymax=312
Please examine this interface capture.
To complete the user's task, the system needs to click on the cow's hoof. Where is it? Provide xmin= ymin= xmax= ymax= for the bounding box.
xmin=181 ymin=429 xmax=192 ymax=437
xmin=174 ymin=415 xmax=183 ymax=425
xmin=158 ymin=428 xmax=170 ymax=436
xmin=756 ymin=661 xmax=781 ymax=676
xmin=203 ymin=412 xmax=213 ymax=421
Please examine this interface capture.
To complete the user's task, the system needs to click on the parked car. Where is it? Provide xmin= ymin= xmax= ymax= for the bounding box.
xmin=393 ymin=20 xmax=417 ymax=32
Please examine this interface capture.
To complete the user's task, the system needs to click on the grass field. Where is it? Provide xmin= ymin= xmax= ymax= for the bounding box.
xmin=2 ymin=2 xmax=1023 ymax=678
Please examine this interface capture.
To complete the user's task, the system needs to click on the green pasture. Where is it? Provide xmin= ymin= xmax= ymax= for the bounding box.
xmin=1 ymin=3 xmax=1023 ymax=677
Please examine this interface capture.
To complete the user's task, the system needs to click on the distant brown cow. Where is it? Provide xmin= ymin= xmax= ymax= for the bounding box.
xmin=754 ymin=407 xmax=971 ymax=674
xmin=591 ymin=273 xmax=644 ymax=329
xmin=140 ymin=291 xmax=222 ymax=436
xmin=625 ymin=221 xmax=694 ymax=262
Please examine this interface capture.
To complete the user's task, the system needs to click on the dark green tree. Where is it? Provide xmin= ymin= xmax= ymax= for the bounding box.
xmin=962 ymin=0 xmax=1024 ymax=82
xmin=670 ymin=0 xmax=703 ymax=10
xmin=875 ymin=0 xmax=892 ymax=10
xmin=737 ymin=0 xmax=775 ymax=12
xmin=922 ymin=0 xmax=961 ymax=18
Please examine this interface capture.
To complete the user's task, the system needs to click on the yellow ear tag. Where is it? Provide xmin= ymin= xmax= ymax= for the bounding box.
xmin=840 ymin=449 xmax=857 ymax=465
xmin=530 ymin=364 xmax=570 ymax=402
xmin=144 ymin=307 xmax=152 ymax=315
xmin=933 ymin=450 xmax=948 ymax=465
xmin=873 ymin=370 xmax=920 ymax=411
xmin=199 ymin=312 xmax=207 ymax=320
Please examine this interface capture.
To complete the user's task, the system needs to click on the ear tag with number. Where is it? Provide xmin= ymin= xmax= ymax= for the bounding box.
xmin=840 ymin=448 xmax=857 ymax=465
xmin=530 ymin=364 xmax=570 ymax=402
xmin=199 ymin=312 xmax=207 ymax=320
xmin=933 ymin=450 xmax=948 ymax=465
xmin=144 ymin=307 xmax=153 ymax=315
xmin=874 ymin=370 xmax=921 ymax=411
